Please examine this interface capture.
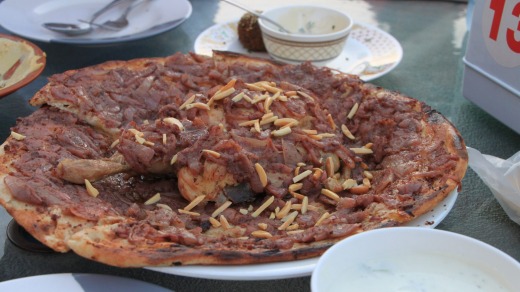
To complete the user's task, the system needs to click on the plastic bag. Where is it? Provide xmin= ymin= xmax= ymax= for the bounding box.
xmin=467 ymin=147 xmax=520 ymax=224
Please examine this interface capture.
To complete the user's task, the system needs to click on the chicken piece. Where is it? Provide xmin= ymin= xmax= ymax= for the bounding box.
xmin=56 ymin=158 xmax=130 ymax=184
xmin=177 ymin=161 xmax=238 ymax=203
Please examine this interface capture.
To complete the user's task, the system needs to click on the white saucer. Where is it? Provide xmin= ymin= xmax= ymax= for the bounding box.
xmin=147 ymin=190 xmax=457 ymax=281
xmin=0 ymin=0 xmax=192 ymax=45
xmin=194 ymin=21 xmax=403 ymax=81
xmin=0 ymin=273 xmax=170 ymax=292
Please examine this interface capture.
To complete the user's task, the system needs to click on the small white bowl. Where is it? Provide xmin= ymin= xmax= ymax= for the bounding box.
xmin=258 ymin=5 xmax=353 ymax=63
xmin=311 ymin=227 xmax=520 ymax=292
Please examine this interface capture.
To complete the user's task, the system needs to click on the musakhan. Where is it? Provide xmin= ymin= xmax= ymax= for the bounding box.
xmin=0 ymin=51 xmax=468 ymax=267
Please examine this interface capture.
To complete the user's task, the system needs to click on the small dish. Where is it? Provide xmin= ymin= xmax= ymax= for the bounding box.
xmin=193 ymin=21 xmax=403 ymax=81
xmin=311 ymin=227 xmax=520 ymax=292
xmin=258 ymin=5 xmax=353 ymax=63
xmin=0 ymin=34 xmax=46 ymax=98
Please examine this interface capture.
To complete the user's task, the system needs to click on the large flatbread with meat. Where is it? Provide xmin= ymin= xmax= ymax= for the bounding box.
xmin=0 ymin=51 xmax=467 ymax=267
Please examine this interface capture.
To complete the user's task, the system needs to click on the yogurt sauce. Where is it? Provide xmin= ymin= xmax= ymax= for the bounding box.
xmin=326 ymin=252 xmax=512 ymax=292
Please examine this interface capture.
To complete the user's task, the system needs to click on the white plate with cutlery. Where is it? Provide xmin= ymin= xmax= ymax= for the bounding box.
xmin=0 ymin=0 xmax=192 ymax=45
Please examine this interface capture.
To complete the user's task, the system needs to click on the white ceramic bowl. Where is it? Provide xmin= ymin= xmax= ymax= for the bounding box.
xmin=311 ymin=227 xmax=520 ymax=292
xmin=258 ymin=5 xmax=353 ymax=63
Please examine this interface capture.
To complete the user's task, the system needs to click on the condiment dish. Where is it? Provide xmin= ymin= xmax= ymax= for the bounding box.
xmin=258 ymin=5 xmax=353 ymax=63
xmin=0 ymin=34 xmax=46 ymax=98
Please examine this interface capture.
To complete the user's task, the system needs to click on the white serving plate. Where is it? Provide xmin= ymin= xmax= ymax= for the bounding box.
xmin=147 ymin=190 xmax=458 ymax=280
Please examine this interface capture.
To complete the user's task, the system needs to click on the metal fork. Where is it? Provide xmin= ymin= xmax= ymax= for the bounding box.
xmin=98 ymin=0 xmax=148 ymax=30
xmin=78 ymin=0 xmax=148 ymax=31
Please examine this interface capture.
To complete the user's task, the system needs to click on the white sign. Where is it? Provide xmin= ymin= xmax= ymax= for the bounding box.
xmin=482 ymin=0 xmax=520 ymax=67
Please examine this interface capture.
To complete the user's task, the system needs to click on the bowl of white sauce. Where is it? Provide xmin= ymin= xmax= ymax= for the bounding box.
xmin=311 ymin=227 xmax=520 ymax=292
xmin=258 ymin=5 xmax=353 ymax=64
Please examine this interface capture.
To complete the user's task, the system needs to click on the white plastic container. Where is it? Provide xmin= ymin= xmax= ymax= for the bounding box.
xmin=462 ymin=0 xmax=520 ymax=134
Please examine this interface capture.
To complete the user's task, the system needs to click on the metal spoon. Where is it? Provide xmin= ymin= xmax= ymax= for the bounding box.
xmin=220 ymin=0 xmax=292 ymax=34
xmin=42 ymin=0 xmax=129 ymax=36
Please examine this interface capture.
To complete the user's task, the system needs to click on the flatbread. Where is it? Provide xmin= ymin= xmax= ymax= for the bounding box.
xmin=0 ymin=51 xmax=468 ymax=267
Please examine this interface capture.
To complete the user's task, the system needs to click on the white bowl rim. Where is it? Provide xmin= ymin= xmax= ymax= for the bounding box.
xmin=258 ymin=4 xmax=353 ymax=43
xmin=311 ymin=227 xmax=520 ymax=291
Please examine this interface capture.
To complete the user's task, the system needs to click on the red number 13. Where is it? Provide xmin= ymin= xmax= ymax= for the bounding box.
xmin=489 ymin=0 xmax=520 ymax=53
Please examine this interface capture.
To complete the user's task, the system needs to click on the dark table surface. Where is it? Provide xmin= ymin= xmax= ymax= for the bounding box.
xmin=1 ymin=0 xmax=519 ymax=291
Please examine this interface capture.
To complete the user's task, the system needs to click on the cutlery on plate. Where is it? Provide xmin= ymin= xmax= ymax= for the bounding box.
xmin=96 ymin=0 xmax=150 ymax=30
xmin=42 ymin=0 xmax=133 ymax=36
